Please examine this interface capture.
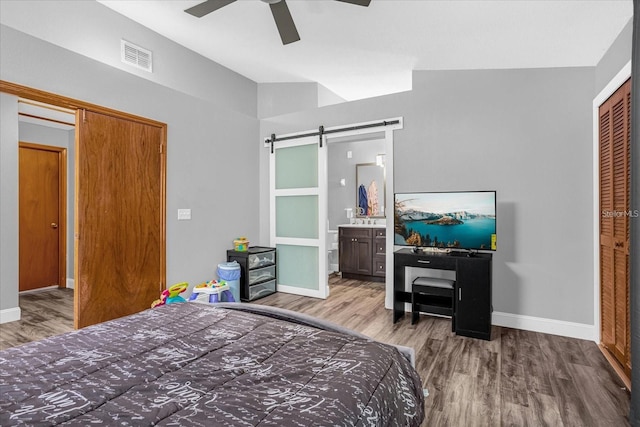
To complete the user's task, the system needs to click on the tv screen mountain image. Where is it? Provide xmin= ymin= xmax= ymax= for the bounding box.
xmin=394 ymin=191 xmax=497 ymax=251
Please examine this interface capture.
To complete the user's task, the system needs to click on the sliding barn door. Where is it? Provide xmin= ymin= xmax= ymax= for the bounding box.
xmin=599 ymin=78 xmax=631 ymax=377
xmin=270 ymin=135 xmax=327 ymax=298
xmin=75 ymin=110 xmax=166 ymax=328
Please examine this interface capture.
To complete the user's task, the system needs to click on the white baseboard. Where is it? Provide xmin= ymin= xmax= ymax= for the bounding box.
xmin=19 ymin=285 xmax=58 ymax=295
xmin=492 ymin=311 xmax=596 ymax=341
xmin=277 ymin=284 xmax=326 ymax=299
xmin=66 ymin=278 xmax=74 ymax=289
xmin=0 ymin=307 xmax=21 ymax=324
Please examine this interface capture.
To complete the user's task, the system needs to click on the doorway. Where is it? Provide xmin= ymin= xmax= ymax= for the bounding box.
xmin=327 ymin=135 xmax=386 ymax=279
xmin=19 ymin=143 xmax=67 ymax=292
xmin=267 ymin=118 xmax=401 ymax=307
xmin=2 ymin=81 xmax=167 ymax=329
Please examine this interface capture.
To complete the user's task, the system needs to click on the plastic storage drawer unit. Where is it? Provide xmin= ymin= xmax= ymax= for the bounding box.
xmin=249 ymin=265 xmax=276 ymax=285
xmin=248 ymin=251 xmax=276 ymax=269
xmin=249 ymin=280 xmax=276 ymax=300
xmin=227 ymin=246 xmax=277 ymax=301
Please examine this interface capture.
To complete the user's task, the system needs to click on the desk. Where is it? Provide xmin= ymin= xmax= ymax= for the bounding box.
xmin=394 ymin=248 xmax=492 ymax=340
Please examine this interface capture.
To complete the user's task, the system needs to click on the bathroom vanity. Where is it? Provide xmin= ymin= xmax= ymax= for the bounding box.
xmin=338 ymin=225 xmax=386 ymax=282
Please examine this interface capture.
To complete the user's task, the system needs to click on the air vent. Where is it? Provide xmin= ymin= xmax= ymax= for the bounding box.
xmin=120 ymin=40 xmax=152 ymax=72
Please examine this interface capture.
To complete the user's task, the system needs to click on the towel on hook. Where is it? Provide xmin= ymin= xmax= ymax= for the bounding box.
xmin=358 ymin=184 xmax=368 ymax=216
xmin=368 ymin=180 xmax=378 ymax=216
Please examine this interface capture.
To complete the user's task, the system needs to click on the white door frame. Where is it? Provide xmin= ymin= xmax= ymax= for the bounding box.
xmin=266 ymin=117 xmax=403 ymax=303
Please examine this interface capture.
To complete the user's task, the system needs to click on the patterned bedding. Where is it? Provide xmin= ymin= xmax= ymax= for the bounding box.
xmin=0 ymin=302 xmax=424 ymax=426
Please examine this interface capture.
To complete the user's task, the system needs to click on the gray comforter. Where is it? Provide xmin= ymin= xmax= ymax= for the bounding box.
xmin=0 ymin=303 xmax=424 ymax=426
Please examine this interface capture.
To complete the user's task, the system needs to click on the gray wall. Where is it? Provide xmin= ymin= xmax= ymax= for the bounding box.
xmin=0 ymin=24 xmax=260 ymax=309
xmin=258 ymin=82 xmax=345 ymax=118
xmin=318 ymin=84 xmax=346 ymax=108
xmin=258 ymin=82 xmax=320 ymax=119
xmin=260 ymin=67 xmax=596 ymax=325
xmin=18 ymin=122 xmax=75 ymax=280
xmin=0 ymin=93 xmax=19 ymax=312
xmin=595 ymin=18 xmax=633 ymax=95
xmin=0 ymin=0 xmax=256 ymax=118
xmin=258 ymin=82 xmax=347 ymax=118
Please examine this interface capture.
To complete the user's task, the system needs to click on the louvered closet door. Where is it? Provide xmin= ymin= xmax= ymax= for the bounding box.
xmin=599 ymin=78 xmax=631 ymax=376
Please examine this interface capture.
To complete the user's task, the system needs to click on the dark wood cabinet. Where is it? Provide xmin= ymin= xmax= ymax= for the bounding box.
xmin=373 ymin=228 xmax=386 ymax=277
xmin=393 ymin=249 xmax=492 ymax=340
xmin=339 ymin=227 xmax=372 ymax=275
xmin=339 ymin=226 xmax=385 ymax=282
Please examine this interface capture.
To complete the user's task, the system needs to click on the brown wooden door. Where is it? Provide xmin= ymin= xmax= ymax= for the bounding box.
xmin=19 ymin=143 xmax=66 ymax=292
xmin=599 ymin=78 xmax=631 ymax=377
xmin=75 ymin=109 xmax=165 ymax=329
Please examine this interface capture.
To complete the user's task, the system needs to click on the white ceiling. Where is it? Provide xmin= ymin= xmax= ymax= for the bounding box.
xmin=61 ymin=1 xmax=640 ymax=100
xmin=97 ymin=0 xmax=633 ymax=100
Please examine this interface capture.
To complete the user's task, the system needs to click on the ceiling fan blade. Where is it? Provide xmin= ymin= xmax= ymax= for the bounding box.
xmin=185 ymin=0 xmax=237 ymax=18
xmin=335 ymin=0 xmax=371 ymax=6
xmin=269 ymin=0 xmax=300 ymax=45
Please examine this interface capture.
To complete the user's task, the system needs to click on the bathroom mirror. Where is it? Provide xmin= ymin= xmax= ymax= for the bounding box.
xmin=355 ymin=161 xmax=385 ymax=218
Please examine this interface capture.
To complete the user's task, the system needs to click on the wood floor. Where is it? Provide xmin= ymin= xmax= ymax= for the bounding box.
xmin=0 ymin=287 xmax=74 ymax=350
xmin=0 ymin=278 xmax=630 ymax=426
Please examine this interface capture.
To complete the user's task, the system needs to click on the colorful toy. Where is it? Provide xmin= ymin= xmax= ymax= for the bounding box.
xmin=189 ymin=279 xmax=236 ymax=304
xmin=233 ymin=237 xmax=249 ymax=252
xmin=166 ymin=282 xmax=188 ymax=304
xmin=151 ymin=282 xmax=189 ymax=308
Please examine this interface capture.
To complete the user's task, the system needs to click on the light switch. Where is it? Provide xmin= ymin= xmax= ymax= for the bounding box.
xmin=178 ymin=209 xmax=191 ymax=220
xmin=347 ymin=150 xmax=352 ymax=159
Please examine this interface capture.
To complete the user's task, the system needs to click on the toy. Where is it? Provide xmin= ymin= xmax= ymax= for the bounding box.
xmin=151 ymin=282 xmax=188 ymax=308
xmin=233 ymin=237 xmax=249 ymax=251
xmin=166 ymin=282 xmax=188 ymax=304
xmin=189 ymin=279 xmax=236 ymax=303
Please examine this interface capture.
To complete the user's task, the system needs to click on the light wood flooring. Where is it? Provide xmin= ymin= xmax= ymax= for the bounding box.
xmin=0 ymin=278 xmax=630 ymax=426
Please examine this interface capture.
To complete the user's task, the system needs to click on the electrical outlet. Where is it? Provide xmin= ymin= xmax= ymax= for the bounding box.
xmin=178 ymin=209 xmax=191 ymax=220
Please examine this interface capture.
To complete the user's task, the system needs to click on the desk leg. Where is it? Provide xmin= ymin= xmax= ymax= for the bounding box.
xmin=393 ymin=264 xmax=406 ymax=323
xmin=393 ymin=305 xmax=404 ymax=323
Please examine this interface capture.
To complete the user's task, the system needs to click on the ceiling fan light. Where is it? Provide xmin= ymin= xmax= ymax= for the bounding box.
xmin=261 ymin=0 xmax=282 ymax=4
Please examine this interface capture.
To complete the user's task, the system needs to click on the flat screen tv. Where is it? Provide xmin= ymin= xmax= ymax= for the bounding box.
xmin=394 ymin=191 xmax=497 ymax=251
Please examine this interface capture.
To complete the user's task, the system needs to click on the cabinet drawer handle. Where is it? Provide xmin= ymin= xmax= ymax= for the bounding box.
xmin=459 ymin=288 xmax=462 ymax=301
xmin=417 ymin=260 xmax=430 ymax=264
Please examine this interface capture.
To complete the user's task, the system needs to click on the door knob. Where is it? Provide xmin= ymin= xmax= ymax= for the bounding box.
xmin=51 ymin=223 xmax=58 ymax=229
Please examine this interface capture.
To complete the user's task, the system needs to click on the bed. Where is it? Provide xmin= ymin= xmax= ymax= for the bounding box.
xmin=0 ymin=302 xmax=425 ymax=426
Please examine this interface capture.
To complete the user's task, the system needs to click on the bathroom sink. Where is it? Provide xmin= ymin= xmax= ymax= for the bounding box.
xmin=338 ymin=223 xmax=386 ymax=228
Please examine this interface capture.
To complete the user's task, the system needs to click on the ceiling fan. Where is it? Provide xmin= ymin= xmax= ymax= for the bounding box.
xmin=185 ymin=0 xmax=372 ymax=45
